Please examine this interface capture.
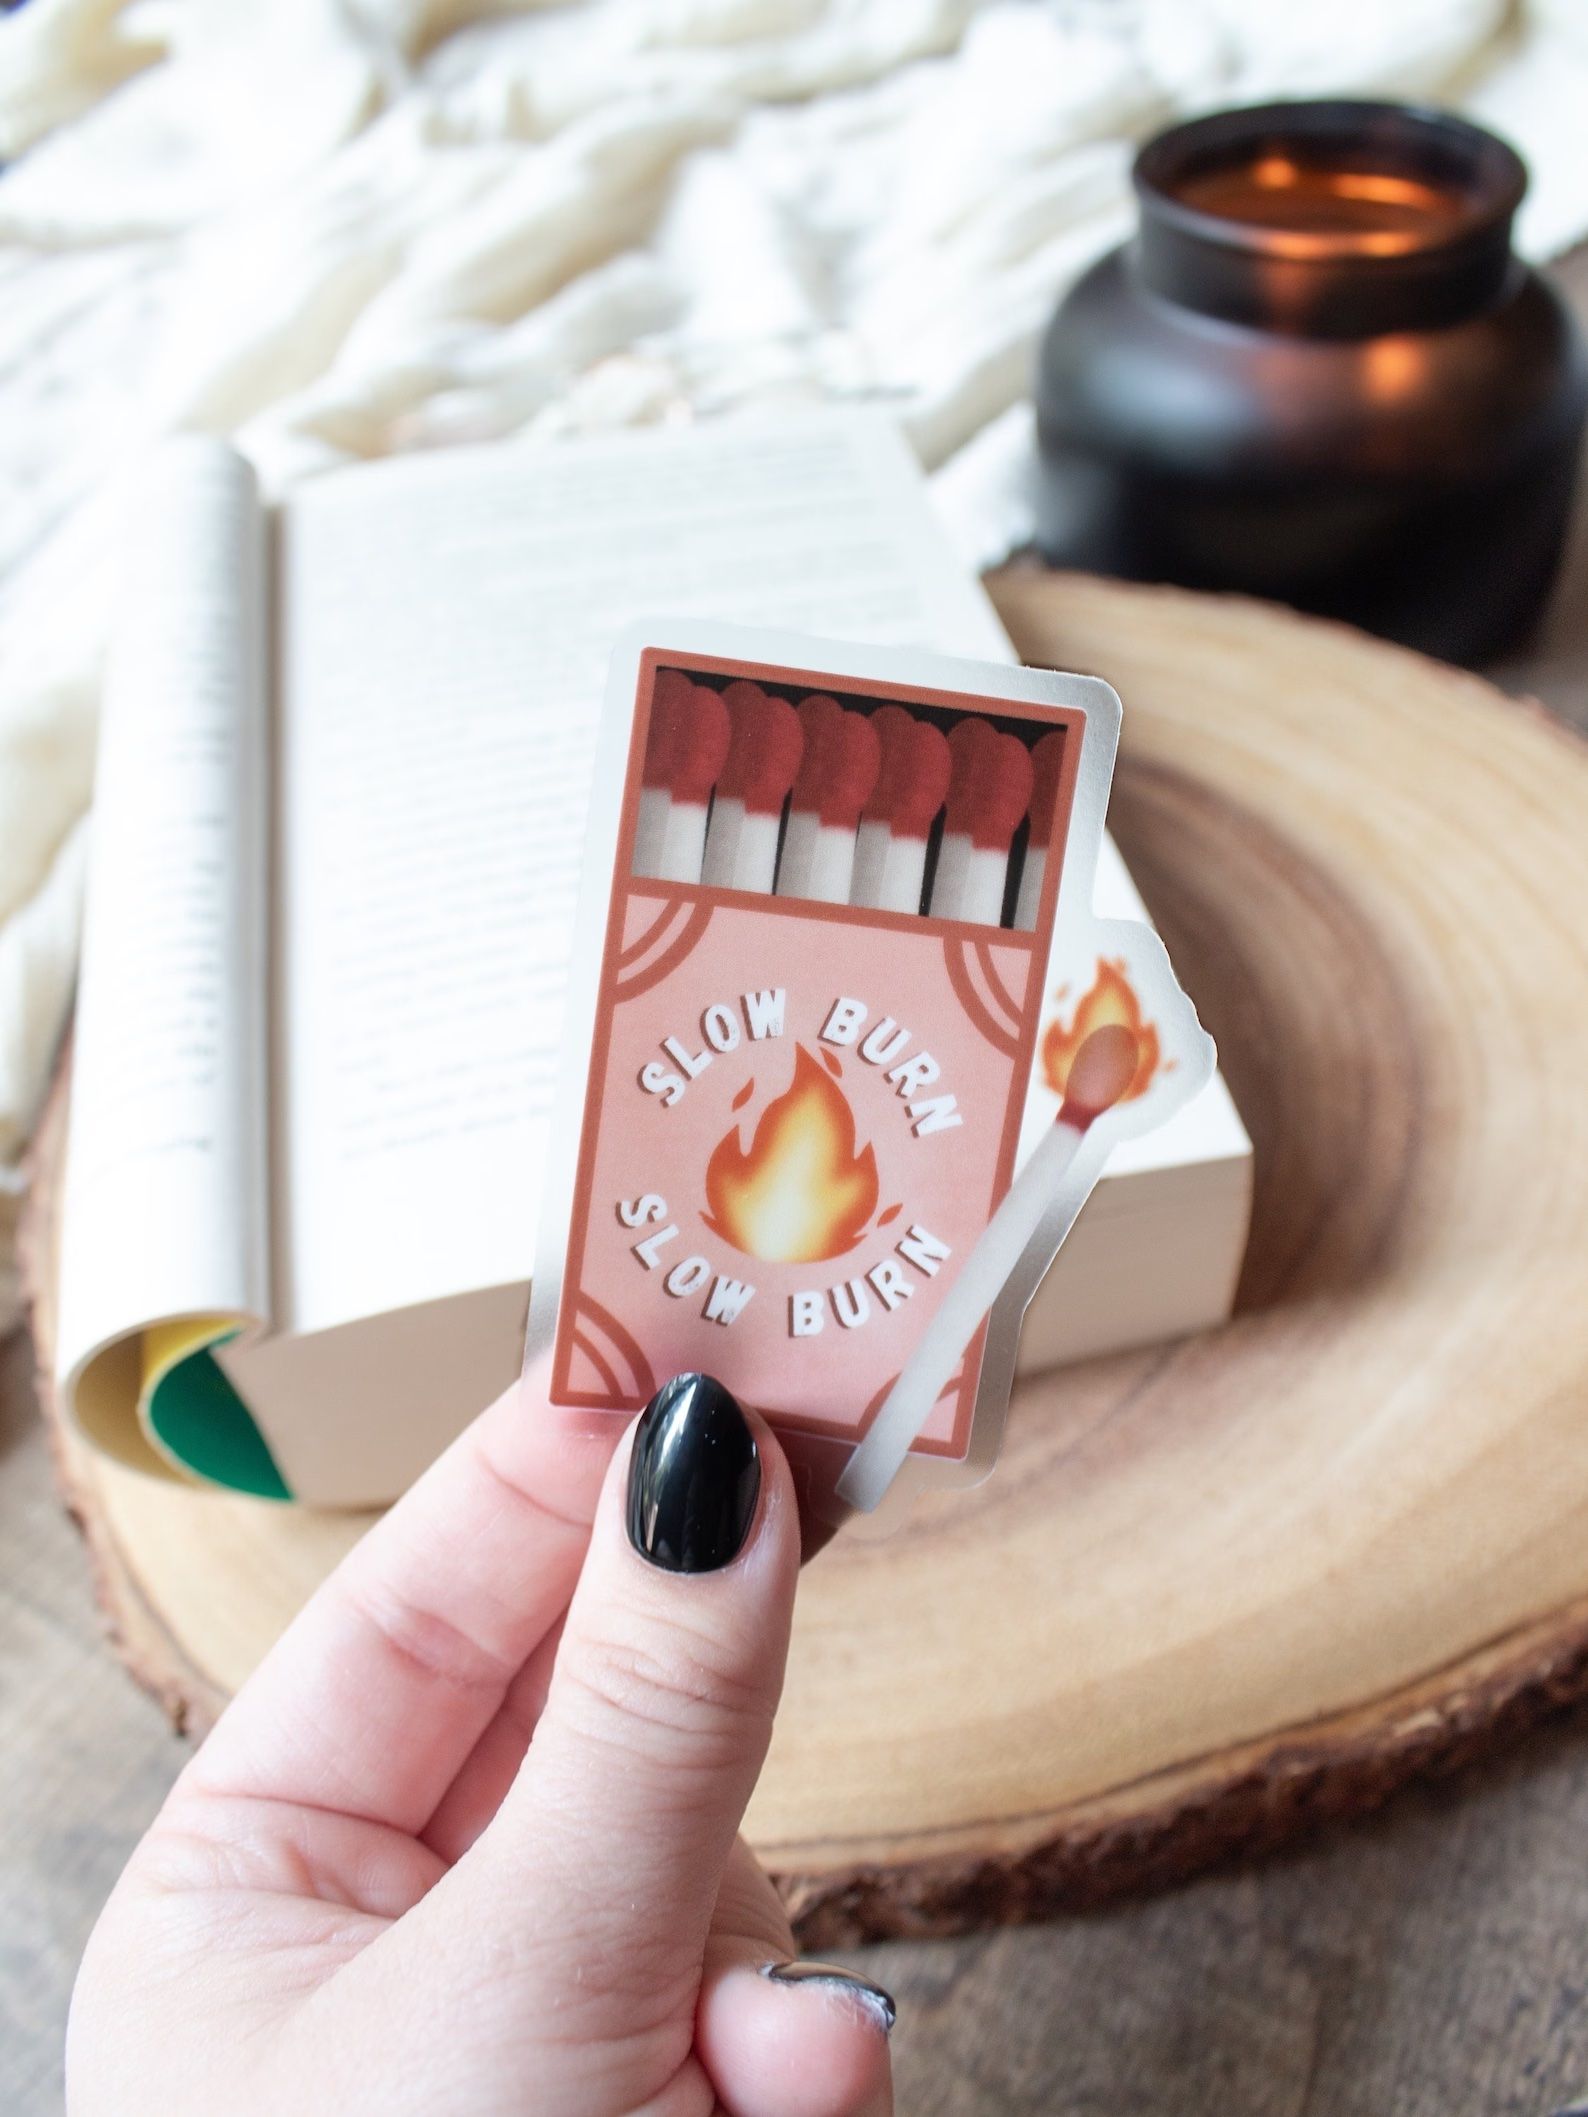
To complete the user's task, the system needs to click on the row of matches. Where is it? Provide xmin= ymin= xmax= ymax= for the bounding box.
xmin=633 ymin=671 xmax=1064 ymax=929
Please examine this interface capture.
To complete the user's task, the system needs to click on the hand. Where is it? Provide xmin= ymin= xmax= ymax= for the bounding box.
xmin=67 ymin=1371 xmax=894 ymax=2115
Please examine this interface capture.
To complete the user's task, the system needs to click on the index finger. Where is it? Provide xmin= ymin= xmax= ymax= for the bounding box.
xmin=178 ymin=1367 xmax=616 ymax=1838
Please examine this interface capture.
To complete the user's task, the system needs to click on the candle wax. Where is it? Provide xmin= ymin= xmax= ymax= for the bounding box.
xmin=1174 ymin=156 xmax=1465 ymax=239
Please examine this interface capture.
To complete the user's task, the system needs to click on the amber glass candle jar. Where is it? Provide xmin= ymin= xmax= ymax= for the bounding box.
xmin=1034 ymin=101 xmax=1587 ymax=663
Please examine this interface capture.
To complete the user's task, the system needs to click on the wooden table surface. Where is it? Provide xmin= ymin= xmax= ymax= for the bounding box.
xmin=9 ymin=261 xmax=1588 ymax=2116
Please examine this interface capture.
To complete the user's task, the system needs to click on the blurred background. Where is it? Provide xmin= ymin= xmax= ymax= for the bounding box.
xmin=5 ymin=1 xmax=1588 ymax=1322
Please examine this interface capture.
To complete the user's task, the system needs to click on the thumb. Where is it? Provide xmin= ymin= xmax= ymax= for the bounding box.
xmin=472 ymin=1372 xmax=800 ymax=2027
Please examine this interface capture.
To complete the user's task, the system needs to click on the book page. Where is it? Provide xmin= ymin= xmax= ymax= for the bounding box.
xmin=58 ymin=439 xmax=270 ymax=1460
xmin=274 ymin=413 xmax=1014 ymax=1336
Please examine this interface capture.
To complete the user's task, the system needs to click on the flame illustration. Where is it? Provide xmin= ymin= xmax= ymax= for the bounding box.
xmin=703 ymin=1044 xmax=879 ymax=1264
xmin=1042 ymin=959 xmax=1161 ymax=1104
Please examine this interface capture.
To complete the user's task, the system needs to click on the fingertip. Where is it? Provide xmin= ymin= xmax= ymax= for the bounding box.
xmin=742 ymin=1406 xmax=803 ymax=1572
xmin=699 ymin=1958 xmax=895 ymax=2117
xmin=611 ymin=1377 xmax=802 ymax=1591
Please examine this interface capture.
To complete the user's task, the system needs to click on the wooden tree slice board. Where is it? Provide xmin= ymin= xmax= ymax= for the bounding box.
xmin=25 ymin=572 xmax=1588 ymax=1948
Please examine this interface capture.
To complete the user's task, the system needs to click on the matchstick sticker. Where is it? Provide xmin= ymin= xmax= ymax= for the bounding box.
xmin=837 ymin=1022 xmax=1137 ymax=1510
xmin=775 ymin=696 xmax=882 ymax=905
xmin=930 ymin=718 xmax=1034 ymax=926
xmin=700 ymin=681 xmax=803 ymax=893
xmin=529 ymin=623 xmax=1215 ymax=1517
xmin=850 ymin=706 xmax=952 ymax=916
xmin=1015 ymin=729 xmax=1067 ymax=932
xmin=633 ymin=671 xmax=730 ymax=884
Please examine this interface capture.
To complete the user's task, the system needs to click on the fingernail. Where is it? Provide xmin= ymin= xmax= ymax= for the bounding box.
xmin=758 ymin=1959 xmax=897 ymax=2035
xmin=627 ymin=1373 xmax=760 ymax=1574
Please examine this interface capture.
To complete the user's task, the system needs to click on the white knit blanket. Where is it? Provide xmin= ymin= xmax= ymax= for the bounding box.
xmin=4 ymin=0 xmax=1587 ymax=1330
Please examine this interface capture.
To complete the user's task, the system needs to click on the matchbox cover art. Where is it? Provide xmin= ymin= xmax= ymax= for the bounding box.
xmin=527 ymin=622 xmax=1216 ymax=1501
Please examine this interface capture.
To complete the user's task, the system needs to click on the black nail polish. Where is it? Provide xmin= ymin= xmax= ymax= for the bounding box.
xmin=627 ymin=1373 xmax=760 ymax=1574
xmin=759 ymin=1959 xmax=897 ymax=2034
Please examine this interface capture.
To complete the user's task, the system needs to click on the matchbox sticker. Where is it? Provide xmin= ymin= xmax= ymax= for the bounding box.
xmin=529 ymin=621 xmax=1216 ymax=1508
xmin=552 ymin=893 xmax=1037 ymax=1453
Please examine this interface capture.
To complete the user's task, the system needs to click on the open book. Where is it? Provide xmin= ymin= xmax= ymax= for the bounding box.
xmin=58 ymin=414 xmax=1251 ymax=1505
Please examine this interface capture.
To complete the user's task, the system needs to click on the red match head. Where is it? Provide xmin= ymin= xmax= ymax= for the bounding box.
xmin=863 ymin=705 xmax=952 ymax=841
xmin=1059 ymin=1024 xmax=1140 ymax=1128
xmin=791 ymin=695 xmax=882 ymax=828
xmin=944 ymin=717 xmax=1034 ymax=852
xmin=717 ymin=680 xmax=805 ymax=815
xmin=642 ymin=669 xmax=692 ymax=789
xmin=672 ymin=683 xmax=731 ymax=805
xmin=1028 ymin=729 xmax=1066 ymax=850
